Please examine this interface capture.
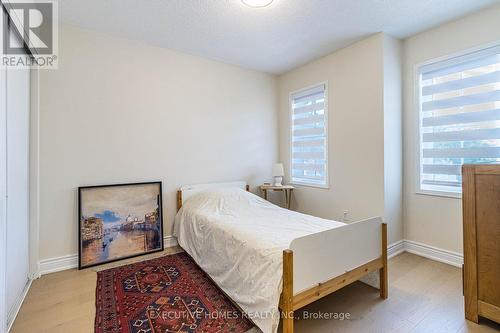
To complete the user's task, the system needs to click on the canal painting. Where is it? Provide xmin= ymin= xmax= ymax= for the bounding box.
xmin=78 ymin=182 xmax=163 ymax=269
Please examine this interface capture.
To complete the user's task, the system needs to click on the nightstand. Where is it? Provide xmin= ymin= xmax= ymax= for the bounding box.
xmin=260 ymin=184 xmax=295 ymax=209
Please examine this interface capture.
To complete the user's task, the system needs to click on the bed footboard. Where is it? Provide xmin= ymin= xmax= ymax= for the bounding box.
xmin=279 ymin=219 xmax=388 ymax=333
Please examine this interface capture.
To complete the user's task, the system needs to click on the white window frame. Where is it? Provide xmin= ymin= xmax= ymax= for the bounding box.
xmin=414 ymin=40 xmax=500 ymax=199
xmin=289 ymin=82 xmax=329 ymax=189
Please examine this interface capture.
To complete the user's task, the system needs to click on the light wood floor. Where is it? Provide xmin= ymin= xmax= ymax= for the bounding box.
xmin=10 ymin=251 xmax=500 ymax=333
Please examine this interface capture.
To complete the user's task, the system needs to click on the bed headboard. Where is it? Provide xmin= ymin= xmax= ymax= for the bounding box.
xmin=176 ymin=181 xmax=249 ymax=211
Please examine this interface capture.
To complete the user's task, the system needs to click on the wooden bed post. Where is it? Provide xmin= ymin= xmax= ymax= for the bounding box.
xmin=245 ymin=184 xmax=250 ymax=192
xmin=282 ymin=249 xmax=294 ymax=333
xmin=379 ymin=223 xmax=388 ymax=299
xmin=177 ymin=190 xmax=182 ymax=211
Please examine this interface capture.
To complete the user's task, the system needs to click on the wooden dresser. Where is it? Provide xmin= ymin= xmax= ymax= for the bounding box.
xmin=462 ymin=164 xmax=500 ymax=324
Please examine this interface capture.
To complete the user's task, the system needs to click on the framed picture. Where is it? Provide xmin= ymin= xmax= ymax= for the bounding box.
xmin=78 ymin=181 xmax=164 ymax=269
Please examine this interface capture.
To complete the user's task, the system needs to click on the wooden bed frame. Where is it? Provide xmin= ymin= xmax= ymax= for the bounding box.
xmin=176 ymin=182 xmax=388 ymax=333
xmin=279 ymin=225 xmax=387 ymax=333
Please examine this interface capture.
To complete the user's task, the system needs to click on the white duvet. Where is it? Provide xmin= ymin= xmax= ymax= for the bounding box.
xmin=173 ymin=188 xmax=345 ymax=333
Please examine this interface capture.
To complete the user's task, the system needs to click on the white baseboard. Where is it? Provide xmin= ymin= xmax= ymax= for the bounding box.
xmin=39 ymin=253 xmax=78 ymax=275
xmin=163 ymin=235 xmax=179 ymax=248
xmin=37 ymin=236 xmax=462 ymax=276
xmin=387 ymin=240 xmax=404 ymax=259
xmin=403 ymin=239 xmax=463 ymax=267
xmin=39 ymin=236 xmax=179 ymax=276
xmin=6 ymin=278 xmax=32 ymax=333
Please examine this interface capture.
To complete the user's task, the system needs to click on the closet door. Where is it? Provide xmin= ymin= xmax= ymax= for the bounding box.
xmin=5 ymin=62 xmax=30 ymax=323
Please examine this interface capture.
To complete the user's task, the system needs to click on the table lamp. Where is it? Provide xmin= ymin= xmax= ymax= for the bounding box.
xmin=272 ymin=163 xmax=285 ymax=186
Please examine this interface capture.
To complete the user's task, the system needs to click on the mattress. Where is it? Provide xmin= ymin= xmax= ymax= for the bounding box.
xmin=173 ymin=187 xmax=344 ymax=333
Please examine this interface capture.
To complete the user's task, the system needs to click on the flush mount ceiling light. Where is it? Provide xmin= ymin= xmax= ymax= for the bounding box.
xmin=241 ymin=0 xmax=273 ymax=8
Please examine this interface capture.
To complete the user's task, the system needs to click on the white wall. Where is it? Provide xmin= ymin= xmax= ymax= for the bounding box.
xmin=278 ymin=33 xmax=403 ymax=245
xmin=38 ymin=3 xmax=500 ymax=265
xmin=39 ymin=25 xmax=278 ymax=261
xmin=383 ymin=35 xmax=403 ymax=246
xmin=403 ymin=4 xmax=500 ymax=254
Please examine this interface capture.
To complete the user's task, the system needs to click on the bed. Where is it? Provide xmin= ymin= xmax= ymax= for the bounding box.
xmin=173 ymin=181 xmax=387 ymax=333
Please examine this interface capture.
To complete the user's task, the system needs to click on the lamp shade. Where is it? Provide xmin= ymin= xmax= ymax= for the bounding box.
xmin=241 ymin=0 xmax=273 ymax=7
xmin=272 ymin=163 xmax=285 ymax=177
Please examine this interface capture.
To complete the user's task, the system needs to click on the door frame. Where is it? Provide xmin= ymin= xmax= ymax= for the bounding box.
xmin=0 ymin=67 xmax=40 ymax=333
xmin=0 ymin=5 xmax=41 ymax=329
xmin=0 ymin=1 xmax=40 ymax=282
xmin=0 ymin=60 xmax=8 ymax=333
xmin=1 ymin=2 xmax=41 ymax=329
xmin=29 ymin=68 xmax=40 ymax=280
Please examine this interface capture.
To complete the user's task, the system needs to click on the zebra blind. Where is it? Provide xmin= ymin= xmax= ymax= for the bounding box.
xmin=419 ymin=45 xmax=500 ymax=194
xmin=291 ymin=84 xmax=328 ymax=187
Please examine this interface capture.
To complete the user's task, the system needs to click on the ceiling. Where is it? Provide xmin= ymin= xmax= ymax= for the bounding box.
xmin=59 ymin=0 xmax=499 ymax=74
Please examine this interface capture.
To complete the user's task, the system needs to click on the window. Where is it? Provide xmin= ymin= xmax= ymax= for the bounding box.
xmin=418 ymin=44 xmax=500 ymax=195
xmin=290 ymin=83 xmax=328 ymax=187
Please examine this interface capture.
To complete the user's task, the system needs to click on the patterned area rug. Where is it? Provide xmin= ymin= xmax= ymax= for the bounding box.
xmin=95 ymin=252 xmax=255 ymax=333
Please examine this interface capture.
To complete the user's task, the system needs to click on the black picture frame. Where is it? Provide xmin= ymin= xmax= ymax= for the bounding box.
xmin=78 ymin=181 xmax=164 ymax=269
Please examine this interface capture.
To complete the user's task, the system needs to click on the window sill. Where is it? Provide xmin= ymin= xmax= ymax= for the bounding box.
xmin=290 ymin=182 xmax=330 ymax=190
xmin=415 ymin=190 xmax=461 ymax=199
